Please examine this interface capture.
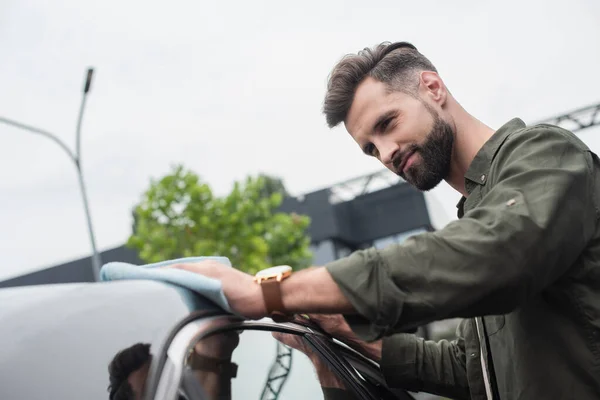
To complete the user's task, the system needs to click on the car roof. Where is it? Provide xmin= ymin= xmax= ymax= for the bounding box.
xmin=0 ymin=280 xmax=222 ymax=400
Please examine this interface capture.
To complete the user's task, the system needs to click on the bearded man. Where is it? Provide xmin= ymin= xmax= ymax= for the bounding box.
xmin=170 ymin=42 xmax=600 ymax=400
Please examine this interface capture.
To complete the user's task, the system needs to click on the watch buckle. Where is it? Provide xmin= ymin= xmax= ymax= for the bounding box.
xmin=254 ymin=272 xmax=286 ymax=284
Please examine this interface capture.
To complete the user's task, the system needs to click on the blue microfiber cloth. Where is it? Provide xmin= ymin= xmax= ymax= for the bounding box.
xmin=99 ymin=256 xmax=236 ymax=314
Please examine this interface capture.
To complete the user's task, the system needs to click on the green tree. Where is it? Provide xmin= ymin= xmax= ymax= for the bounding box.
xmin=127 ymin=165 xmax=313 ymax=274
xmin=258 ymin=173 xmax=289 ymax=198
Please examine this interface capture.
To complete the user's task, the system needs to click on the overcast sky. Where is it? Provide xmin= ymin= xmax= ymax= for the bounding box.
xmin=1 ymin=0 xmax=599 ymax=280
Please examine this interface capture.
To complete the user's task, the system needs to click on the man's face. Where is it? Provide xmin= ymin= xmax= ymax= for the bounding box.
xmin=345 ymin=77 xmax=454 ymax=191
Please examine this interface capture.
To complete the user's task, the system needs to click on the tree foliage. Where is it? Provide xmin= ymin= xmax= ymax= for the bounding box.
xmin=127 ymin=165 xmax=312 ymax=274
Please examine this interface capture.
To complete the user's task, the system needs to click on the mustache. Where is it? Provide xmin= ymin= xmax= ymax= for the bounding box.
xmin=392 ymin=146 xmax=419 ymax=173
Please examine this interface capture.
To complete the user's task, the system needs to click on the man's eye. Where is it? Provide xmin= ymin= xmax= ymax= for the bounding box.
xmin=364 ymin=143 xmax=377 ymax=157
xmin=380 ymin=118 xmax=392 ymax=132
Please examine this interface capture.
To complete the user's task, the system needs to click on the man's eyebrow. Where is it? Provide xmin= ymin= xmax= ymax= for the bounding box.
xmin=372 ymin=110 xmax=398 ymax=134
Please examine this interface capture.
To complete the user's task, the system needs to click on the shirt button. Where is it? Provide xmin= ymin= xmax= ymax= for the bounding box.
xmin=480 ymin=174 xmax=486 ymax=182
xmin=470 ymin=352 xmax=477 ymax=358
xmin=506 ymin=198 xmax=516 ymax=206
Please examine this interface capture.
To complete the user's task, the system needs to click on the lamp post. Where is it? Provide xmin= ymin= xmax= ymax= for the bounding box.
xmin=0 ymin=68 xmax=102 ymax=281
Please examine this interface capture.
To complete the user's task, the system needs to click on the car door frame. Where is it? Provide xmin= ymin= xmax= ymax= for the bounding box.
xmin=144 ymin=312 xmax=414 ymax=400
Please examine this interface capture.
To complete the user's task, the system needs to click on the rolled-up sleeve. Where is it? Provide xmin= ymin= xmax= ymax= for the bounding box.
xmin=380 ymin=323 xmax=470 ymax=399
xmin=326 ymin=126 xmax=598 ymax=341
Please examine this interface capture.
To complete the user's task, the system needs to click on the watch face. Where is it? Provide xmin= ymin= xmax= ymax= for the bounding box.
xmin=255 ymin=265 xmax=292 ymax=278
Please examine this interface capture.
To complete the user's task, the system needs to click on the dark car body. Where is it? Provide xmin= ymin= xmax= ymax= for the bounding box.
xmin=0 ymin=280 xmax=416 ymax=399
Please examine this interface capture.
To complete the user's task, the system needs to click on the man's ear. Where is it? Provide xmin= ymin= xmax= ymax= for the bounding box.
xmin=419 ymin=71 xmax=448 ymax=107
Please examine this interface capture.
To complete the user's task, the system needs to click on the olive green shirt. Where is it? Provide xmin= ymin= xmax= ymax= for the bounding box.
xmin=325 ymin=118 xmax=600 ymax=399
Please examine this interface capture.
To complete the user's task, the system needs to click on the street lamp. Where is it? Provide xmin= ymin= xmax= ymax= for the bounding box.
xmin=0 ymin=68 xmax=102 ymax=281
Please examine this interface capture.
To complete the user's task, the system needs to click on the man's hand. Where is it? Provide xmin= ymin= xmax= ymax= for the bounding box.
xmin=272 ymin=314 xmax=381 ymax=392
xmin=272 ymin=327 xmax=347 ymax=389
xmin=299 ymin=314 xmax=382 ymax=362
xmin=169 ymin=261 xmax=267 ymax=319
xmin=169 ymin=261 xmax=356 ymax=319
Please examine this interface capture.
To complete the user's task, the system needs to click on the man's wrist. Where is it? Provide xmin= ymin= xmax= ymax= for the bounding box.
xmin=309 ymin=356 xmax=346 ymax=389
xmin=251 ymin=283 xmax=269 ymax=319
xmin=250 ymin=265 xmax=355 ymax=320
xmin=220 ymin=270 xmax=267 ymax=319
xmin=346 ymin=338 xmax=382 ymax=362
xmin=280 ymin=266 xmax=355 ymax=315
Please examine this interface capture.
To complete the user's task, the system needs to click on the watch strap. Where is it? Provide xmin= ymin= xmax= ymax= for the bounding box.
xmin=188 ymin=353 xmax=238 ymax=379
xmin=261 ymin=278 xmax=286 ymax=315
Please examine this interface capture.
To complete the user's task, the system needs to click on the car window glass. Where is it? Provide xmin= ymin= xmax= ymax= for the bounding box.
xmin=180 ymin=327 xmax=349 ymax=400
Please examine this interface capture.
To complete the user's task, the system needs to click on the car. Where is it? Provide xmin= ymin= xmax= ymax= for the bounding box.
xmin=0 ymin=279 xmax=420 ymax=400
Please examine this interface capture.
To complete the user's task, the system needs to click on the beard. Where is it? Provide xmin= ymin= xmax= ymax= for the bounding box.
xmin=398 ymin=111 xmax=455 ymax=191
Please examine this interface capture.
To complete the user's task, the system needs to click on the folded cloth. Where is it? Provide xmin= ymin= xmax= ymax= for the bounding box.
xmin=99 ymin=256 xmax=235 ymax=314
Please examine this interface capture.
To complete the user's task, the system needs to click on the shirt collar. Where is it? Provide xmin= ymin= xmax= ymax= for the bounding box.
xmin=456 ymin=117 xmax=526 ymax=218
xmin=463 ymin=117 xmax=526 ymax=190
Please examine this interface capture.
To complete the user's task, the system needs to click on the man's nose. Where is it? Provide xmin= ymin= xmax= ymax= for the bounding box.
xmin=377 ymin=139 xmax=400 ymax=165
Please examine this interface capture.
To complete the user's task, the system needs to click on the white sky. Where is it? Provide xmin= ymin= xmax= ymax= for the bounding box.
xmin=1 ymin=0 xmax=599 ymax=280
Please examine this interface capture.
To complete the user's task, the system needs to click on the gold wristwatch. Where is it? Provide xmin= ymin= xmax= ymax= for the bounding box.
xmin=254 ymin=265 xmax=292 ymax=322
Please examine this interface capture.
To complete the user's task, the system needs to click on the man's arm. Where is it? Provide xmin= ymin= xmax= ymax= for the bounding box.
xmin=316 ymin=315 xmax=470 ymax=399
xmin=276 ymin=314 xmax=469 ymax=399
xmin=284 ymin=126 xmax=598 ymax=340
xmin=172 ymin=125 xmax=597 ymax=340
xmin=272 ymin=331 xmax=469 ymax=400
xmin=379 ymin=323 xmax=470 ymax=399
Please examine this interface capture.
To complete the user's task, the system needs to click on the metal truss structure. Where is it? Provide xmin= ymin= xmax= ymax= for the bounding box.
xmin=260 ymin=342 xmax=294 ymax=400
xmin=535 ymin=102 xmax=600 ymax=133
xmin=328 ymin=168 xmax=404 ymax=204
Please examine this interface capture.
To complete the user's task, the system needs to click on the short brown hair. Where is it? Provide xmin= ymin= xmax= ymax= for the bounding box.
xmin=322 ymin=41 xmax=438 ymax=128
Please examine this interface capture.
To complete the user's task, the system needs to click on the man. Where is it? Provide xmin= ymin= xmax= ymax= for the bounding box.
xmin=171 ymin=41 xmax=600 ymax=399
